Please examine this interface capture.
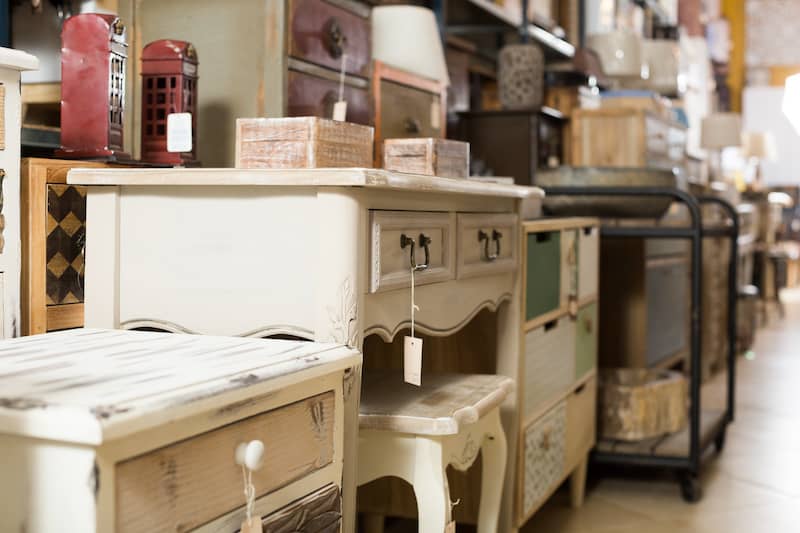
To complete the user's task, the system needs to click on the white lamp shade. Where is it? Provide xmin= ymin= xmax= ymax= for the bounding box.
xmin=782 ymin=73 xmax=800 ymax=134
xmin=372 ymin=6 xmax=450 ymax=86
xmin=701 ymin=112 xmax=742 ymax=149
xmin=587 ymin=31 xmax=642 ymax=77
xmin=741 ymin=131 xmax=777 ymax=160
xmin=640 ymin=39 xmax=680 ymax=94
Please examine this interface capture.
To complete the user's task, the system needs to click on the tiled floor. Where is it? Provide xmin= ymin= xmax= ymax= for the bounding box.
xmin=522 ymin=288 xmax=800 ymax=533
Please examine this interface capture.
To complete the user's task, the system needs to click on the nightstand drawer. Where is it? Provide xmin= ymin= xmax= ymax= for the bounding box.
xmin=115 ymin=391 xmax=336 ymax=532
xmin=523 ymin=315 xmax=576 ymax=418
xmin=369 ymin=210 xmax=455 ymax=293
xmin=520 ymin=401 xmax=566 ymax=522
xmin=456 ymin=213 xmax=518 ymax=279
xmin=525 ymin=230 xmax=561 ymax=321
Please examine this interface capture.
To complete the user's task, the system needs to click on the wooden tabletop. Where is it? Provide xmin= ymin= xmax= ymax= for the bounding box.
xmin=0 ymin=328 xmax=359 ymax=444
xmin=66 ymin=167 xmax=544 ymax=199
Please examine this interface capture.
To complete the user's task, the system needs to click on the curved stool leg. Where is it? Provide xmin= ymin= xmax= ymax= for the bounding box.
xmin=412 ymin=437 xmax=452 ymax=533
xmin=477 ymin=409 xmax=507 ymax=533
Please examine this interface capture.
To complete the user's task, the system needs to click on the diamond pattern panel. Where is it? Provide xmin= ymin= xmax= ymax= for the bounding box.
xmin=46 ymin=185 xmax=87 ymax=306
xmin=523 ymin=401 xmax=567 ymax=516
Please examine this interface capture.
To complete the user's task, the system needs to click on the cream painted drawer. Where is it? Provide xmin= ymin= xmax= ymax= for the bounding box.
xmin=456 ymin=213 xmax=518 ymax=279
xmin=520 ymin=400 xmax=566 ymax=522
xmin=369 ymin=210 xmax=455 ymax=293
xmin=523 ymin=315 xmax=576 ymax=418
xmin=565 ymin=376 xmax=597 ymax=469
xmin=115 ymin=391 xmax=336 ymax=532
xmin=578 ymin=225 xmax=599 ymax=300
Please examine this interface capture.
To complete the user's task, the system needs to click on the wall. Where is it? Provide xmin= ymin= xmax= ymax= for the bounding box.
xmin=743 ymin=86 xmax=800 ymax=185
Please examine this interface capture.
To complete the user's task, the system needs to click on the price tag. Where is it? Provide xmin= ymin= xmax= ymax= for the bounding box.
xmin=431 ymin=101 xmax=441 ymax=130
xmin=404 ymin=336 xmax=423 ymax=386
xmin=240 ymin=517 xmax=262 ymax=533
xmin=333 ymin=101 xmax=348 ymax=122
xmin=167 ymin=112 xmax=192 ymax=153
xmin=445 ymin=521 xmax=456 ymax=533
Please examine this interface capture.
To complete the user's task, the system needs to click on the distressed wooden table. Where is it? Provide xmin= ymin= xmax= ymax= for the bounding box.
xmin=68 ymin=167 xmax=542 ymax=533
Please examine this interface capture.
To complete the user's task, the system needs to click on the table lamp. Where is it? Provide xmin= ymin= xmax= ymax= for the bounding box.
xmin=782 ymin=73 xmax=800 ymax=134
xmin=701 ymin=112 xmax=742 ymax=182
xmin=742 ymin=131 xmax=776 ymax=187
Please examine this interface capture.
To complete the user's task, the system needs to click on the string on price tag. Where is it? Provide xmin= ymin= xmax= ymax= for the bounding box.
xmin=333 ymin=53 xmax=348 ymax=121
xmin=404 ymin=264 xmax=423 ymax=386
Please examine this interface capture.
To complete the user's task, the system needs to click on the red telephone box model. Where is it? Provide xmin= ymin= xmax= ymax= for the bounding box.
xmin=58 ymin=13 xmax=128 ymax=159
xmin=140 ymin=40 xmax=198 ymax=165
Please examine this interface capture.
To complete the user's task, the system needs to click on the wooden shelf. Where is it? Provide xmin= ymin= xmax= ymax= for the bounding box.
xmin=525 ymin=24 xmax=575 ymax=60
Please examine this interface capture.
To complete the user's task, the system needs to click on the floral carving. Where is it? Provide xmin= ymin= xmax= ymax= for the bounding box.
xmin=327 ymin=277 xmax=358 ymax=348
xmin=449 ymin=432 xmax=481 ymax=472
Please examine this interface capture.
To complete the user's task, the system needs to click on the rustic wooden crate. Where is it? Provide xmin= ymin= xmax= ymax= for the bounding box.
xmin=235 ymin=117 xmax=374 ymax=169
xmin=383 ymin=138 xmax=469 ymax=178
xmin=599 ymin=368 xmax=687 ymax=441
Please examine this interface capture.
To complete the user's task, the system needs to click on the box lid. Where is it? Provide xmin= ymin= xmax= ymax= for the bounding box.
xmin=0 ymin=329 xmax=358 ymax=445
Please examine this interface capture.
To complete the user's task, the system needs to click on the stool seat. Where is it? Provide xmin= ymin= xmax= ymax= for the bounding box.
xmin=359 ymin=370 xmax=513 ymax=436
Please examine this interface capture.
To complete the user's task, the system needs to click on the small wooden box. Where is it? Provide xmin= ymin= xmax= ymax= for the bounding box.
xmin=599 ymin=368 xmax=687 ymax=441
xmin=383 ymin=138 xmax=469 ymax=178
xmin=235 ymin=117 xmax=374 ymax=169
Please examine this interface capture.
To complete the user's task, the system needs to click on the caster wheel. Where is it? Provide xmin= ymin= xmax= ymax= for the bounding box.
xmin=714 ymin=430 xmax=727 ymax=453
xmin=680 ymin=474 xmax=702 ymax=503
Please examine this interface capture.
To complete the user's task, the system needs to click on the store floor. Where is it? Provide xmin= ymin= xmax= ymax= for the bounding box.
xmin=523 ymin=288 xmax=800 ymax=533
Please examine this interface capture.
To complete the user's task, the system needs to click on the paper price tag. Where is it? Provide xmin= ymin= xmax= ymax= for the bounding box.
xmin=445 ymin=520 xmax=456 ymax=533
xmin=404 ymin=336 xmax=423 ymax=386
xmin=333 ymin=100 xmax=348 ymax=122
xmin=240 ymin=516 xmax=262 ymax=533
xmin=431 ymin=101 xmax=441 ymax=130
xmin=167 ymin=112 xmax=193 ymax=153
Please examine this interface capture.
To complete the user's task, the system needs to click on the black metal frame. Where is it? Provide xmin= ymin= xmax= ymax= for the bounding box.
xmin=543 ymin=186 xmax=739 ymax=494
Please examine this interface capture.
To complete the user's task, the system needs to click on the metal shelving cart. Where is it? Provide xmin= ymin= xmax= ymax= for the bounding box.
xmin=543 ymin=186 xmax=739 ymax=502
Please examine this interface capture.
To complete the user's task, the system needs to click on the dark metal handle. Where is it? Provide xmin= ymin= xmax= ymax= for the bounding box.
xmin=400 ymin=233 xmax=431 ymax=271
xmin=478 ymin=229 xmax=502 ymax=261
xmin=324 ymin=17 xmax=347 ymax=59
xmin=403 ymin=117 xmax=421 ymax=134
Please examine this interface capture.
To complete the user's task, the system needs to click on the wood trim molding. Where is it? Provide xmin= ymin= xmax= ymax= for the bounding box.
xmin=120 ymin=318 xmax=315 ymax=340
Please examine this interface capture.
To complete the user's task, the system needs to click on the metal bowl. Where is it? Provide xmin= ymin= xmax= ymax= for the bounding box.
xmin=537 ymin=166 xmax=679 ymax=218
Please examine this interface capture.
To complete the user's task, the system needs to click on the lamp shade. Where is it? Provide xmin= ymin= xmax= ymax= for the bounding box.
xmin=701 ymin=112 xmax=742 ymax=149
xmin=586 ymin=31 xmax=641 ymax=77
xmin=640 ymin=39 xmax=680 ymax=94
xmin=782 ymin=73 xmax=800 ymax=134
xmin=742 ymin=131 xmax=777 ymax=160
xmin=371 ymin=6 xmax=450 ymax=86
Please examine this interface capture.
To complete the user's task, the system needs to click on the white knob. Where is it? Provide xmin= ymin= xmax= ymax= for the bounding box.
xmin=235 ymin=442 xmax=248 ymax=466
xmin=244 ymin=440 xmax=265 ymax=471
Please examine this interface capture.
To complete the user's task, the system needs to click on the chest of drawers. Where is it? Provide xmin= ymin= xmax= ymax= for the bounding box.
xmin=0 ymin=328 xmax=359 ymax=532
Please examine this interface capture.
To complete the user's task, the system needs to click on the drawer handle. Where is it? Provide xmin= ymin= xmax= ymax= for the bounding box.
xmin=400 ymin=233 xmax=431 ymax=271
xmin=403 ymin=117 xmax=422 ymax=134
xmin=235 ymin=440 xmax=265 ymax=471
xmin=324 ymin=17 xmax=347 ymax=59
xmin=478 ymin=229 xmax=502 ymax=261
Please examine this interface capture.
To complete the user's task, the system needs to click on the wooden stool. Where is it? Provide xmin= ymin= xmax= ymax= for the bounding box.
xmin=358 ymin=370 xmax=513 ymax=533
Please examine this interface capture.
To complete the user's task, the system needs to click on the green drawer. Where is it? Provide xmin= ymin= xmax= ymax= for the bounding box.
xmin=525 ymin=231 xmax=561 ymax=321
xmin=575 ymin=302 xmax=598 ymax=380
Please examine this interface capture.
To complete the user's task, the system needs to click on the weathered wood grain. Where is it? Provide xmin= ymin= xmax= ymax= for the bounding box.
xmin=261 ymin=483 xmax=341 ymax=532
xmin=383 ymin=138 xmax=469 ymax=178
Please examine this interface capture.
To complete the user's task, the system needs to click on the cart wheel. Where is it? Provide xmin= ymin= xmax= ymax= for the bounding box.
xmin=680 ymin=474 xmax=702 ymax=503
xmin=714 ymin=429 xmax=727 ymax=453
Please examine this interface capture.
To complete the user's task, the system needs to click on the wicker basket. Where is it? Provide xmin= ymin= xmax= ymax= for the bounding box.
xmin=599 ymin=369 xmax=688 ymax=441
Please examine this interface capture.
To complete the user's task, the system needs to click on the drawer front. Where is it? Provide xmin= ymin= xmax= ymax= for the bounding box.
xmin=370 ymin=210 xmax=455 ymax=293
xmin=261 ymin=483 xmax=341 ymax=532
xmin=116 ymin=392 xmax=336 ymax=533
xmin=578 ymin=226 xmax=599 ymax=300
xmin=288 ymin=69 xmax=370 ymax=126
xmin=521 ymin=401 xmax=566 ymax=520
xmin=575 ymin=302 xmax=598 ymax=381
xmin=561 ymin=229 xmax=578 ymax=305
xmin=47 ymin=184 xmax=87 ymax=306
xmin=379 ymin=79 xmax=442 ymax=140
xmin=646 ymin=259 xmax=689 ymax=365
xmin=456 ymin=213 xmax=518 ymax=279
xmin=525 ymin=230 xmax=561 ymax=321
xmin=565 ymin=376 xmax=597 ymax=469
xmin=524 ymin=315 xmax=576 ymax=418
xmin=289 ymin=0 xmax=370 ymax=78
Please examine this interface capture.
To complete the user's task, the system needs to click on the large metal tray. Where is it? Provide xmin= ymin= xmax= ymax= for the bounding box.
xmin=537 ymin=166 xmax=679 ymax=218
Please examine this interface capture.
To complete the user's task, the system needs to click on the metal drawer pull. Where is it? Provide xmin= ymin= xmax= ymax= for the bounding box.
xmin=478 ymin=229 xmax=502 ymax=261
xmin=400 ymin=233 xmax=431 ymax=271
xmin=324 ymin=17 xmax=347 ymax=58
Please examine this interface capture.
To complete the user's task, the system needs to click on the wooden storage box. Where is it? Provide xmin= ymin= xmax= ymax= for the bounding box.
xmin=0 ymin=329 xmax=359 ymax=531
xmin=235 ymin=117 xmax=374 ymax=169
xmin=383 ymin=138 xmax=469 ymax=178
xmin=599 ymin=368 xmax=687 ymax=441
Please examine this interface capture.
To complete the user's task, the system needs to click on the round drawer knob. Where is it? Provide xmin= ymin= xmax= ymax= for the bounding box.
xmin=235 ymin=439 xmax=265 ymax=471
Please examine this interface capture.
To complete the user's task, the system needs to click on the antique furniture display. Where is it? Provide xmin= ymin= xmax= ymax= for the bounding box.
xmin=383 ymin=138 xmax=469 ymax=178
xmin=68 ymin=166 xmax=542 ymax=533
xmin=116 ymin=0 xmax=372 ymax=166
xmin=235 ymin=117 xmax=374 ymax=169
xmin=372 ymin=60 xmax=447 ymax=166
xmin=570 ymin=108 xmax=687 ymax=169
xmin=58 ymin=14 xmax=129 ymax=160
xmin=358 ymin=371 xmax=512 ymax=533
xmin=517 ymin=217 xmax=598 ymax=526
xmin=0 ymin=48 xmax=39 ymax=339
xmin=0 ymin=328 xmax=360 ymax=532
xmin=140 ymin=39 xmax=198 ymax=166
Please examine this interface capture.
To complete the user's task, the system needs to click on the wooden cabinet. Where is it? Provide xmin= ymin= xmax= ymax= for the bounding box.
xmin=0 ymin=329 xmax=359 ymax=532
xmin=571 ymin=108 xmax=688 ymax=169
xmin=517 ymin=217 xmax=599 ymax=527
xmin=117 ymin=0 xmax=372 ymax=167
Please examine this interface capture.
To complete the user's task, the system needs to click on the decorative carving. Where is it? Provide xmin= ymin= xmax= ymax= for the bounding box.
xmin=121 ymin=319 xmax=314 ymax=340
xmin=371 ymin=220 xmax=381 ymax=293
xmin=342 ymin=366 xmax=358 ymax=402
xmin=326 ymin=277 xmax=358 ymax=348
xmin=449 ymin=431 xmax=481 ymax=472
xmin=261 ymin=483 xmax=341 ymax=532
